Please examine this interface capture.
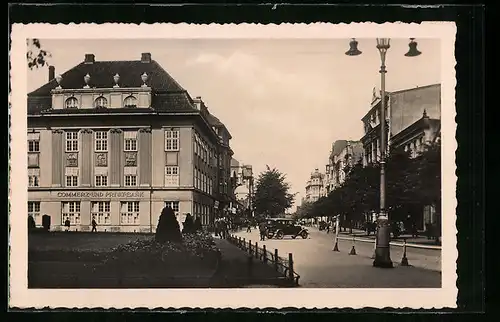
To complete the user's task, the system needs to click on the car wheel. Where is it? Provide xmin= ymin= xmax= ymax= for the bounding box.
xmin=276 ymin=231 xmax=284 ymax=239
xmin=301 ymin=231 xmax=308 ymax=239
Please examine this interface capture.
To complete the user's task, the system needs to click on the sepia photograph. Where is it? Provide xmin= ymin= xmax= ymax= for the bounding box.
xmin=10 ymin=22 xmax=457 ymax=309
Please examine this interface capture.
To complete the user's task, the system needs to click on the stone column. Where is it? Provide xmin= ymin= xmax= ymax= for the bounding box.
xmin=139 ymin=128 xmax=152 ymax=186
xmin=109 ymin=129 xmax=121 ymax=186
xmin=51 ymin=130 xmax=63 ymax=186
xmin=80 ymin=129 xmax=93 ymax=186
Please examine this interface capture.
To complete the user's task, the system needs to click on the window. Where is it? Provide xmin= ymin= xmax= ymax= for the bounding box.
xmin=28 ymin=201 xmax=41 ymax=225
xmin=65 ymin=131 xmax=79 ymax=152
xmin=124 ymin=131 xmax=138 ymax=151
xmin=62 ymin=201 xmax=81 ymax=225
xmin=94 ymin=131 xmax=108 ymax=152
xmin=164 ymin=201 xmax=180 ymax=217
xmin=65 ymin=167 xmax=79 ymax=187
xmin=28 ymin=169 xmax=40 ymax=187
xmin=125 ymin=175 xmax=137 ymax=186
xmin=95 ymin=96 xmax=108 ymax=108
xmin=95 ymin=175 xmax=108 ymax=187
xmin=91 ymin=201 xmax=111 ymax=225
xmin=165 ymin=130 xmax=179 ymax=151
xmin=65 ymin=97 xmax=79 ymax=109
xmin=28 ymin=140 xmax=39 ymax=152
xmin=165 ymin=166 xmax=179 ymax=186
xmin=124 ymin=95 xmax=137 ymax=108
xmin=120 ymin=201 xmax=140 ymax=225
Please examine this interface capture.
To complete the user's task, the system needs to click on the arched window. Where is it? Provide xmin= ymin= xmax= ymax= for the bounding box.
xmin=65 ymin=97 xmax=79 ymax=109
xmin=123 ymin=95 xmax=137 ymax=108
xmin=95 ymin=96 xmax=108 ymax=109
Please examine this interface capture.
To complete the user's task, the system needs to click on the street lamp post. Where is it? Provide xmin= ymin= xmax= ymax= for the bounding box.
xmin=346 ymin=37 xmax=422 ymax=268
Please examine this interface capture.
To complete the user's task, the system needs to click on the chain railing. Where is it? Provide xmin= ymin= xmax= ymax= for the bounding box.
xmin=227 ymin=234 xmax=300 ymax=286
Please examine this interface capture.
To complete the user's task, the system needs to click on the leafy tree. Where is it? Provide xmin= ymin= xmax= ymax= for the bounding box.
xmin=27 ymin=39 xmax=51 ymax=70
xmin=155 ymin=206 xmax=182 ymax=243
xmin=252 ymin=166 xmax=296 ymax=218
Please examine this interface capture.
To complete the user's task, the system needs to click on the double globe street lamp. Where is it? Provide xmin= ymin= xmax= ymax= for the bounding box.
xmin=345 ymin=38 xmax=422 ymax=268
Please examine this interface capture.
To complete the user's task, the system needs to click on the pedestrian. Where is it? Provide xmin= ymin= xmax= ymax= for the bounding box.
xmin=259 ymin=221 xmax=267 ymax=241
xmin=246 ymin=221 xmax=252 ymax=233
xmin=64 ymin=218 xmax=70 ymax=232
xmin=91 ymin=216 xmax=97 ymax=232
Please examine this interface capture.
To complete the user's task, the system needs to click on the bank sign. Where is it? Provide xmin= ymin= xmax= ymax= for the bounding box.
xmin=56 ymin=191 xmax=146 ymax=198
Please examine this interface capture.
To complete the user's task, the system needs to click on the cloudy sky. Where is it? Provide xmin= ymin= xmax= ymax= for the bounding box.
xmin=28 ymin=38 xmax=441 ymax=210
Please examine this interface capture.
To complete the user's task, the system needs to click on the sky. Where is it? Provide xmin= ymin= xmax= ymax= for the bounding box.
xmin=27 ymin=38 xmax=441 ymax=211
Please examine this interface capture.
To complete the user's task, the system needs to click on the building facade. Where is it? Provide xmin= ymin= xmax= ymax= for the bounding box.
xmin=325 ymin=140 xmax=363 ymax=193
xmin=359 ymin=83 xmax=441 ymax=230
xmin=304 ymin=168 xmax=326 ymax=203
xmin=27 ymin=53 xmax=234 ymax=232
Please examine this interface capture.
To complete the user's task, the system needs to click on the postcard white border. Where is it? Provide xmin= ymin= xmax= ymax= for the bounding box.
xmin=10 ymin=22 xmax=457 ymax=309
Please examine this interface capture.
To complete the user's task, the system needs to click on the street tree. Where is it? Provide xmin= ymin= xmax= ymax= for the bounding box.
xmin=252 ymin=166 xmax=296 ymax=218
xmin=27 ymin=38 xmax=51 ymax=70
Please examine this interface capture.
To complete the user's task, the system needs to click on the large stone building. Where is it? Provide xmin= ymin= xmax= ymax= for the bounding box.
xmin=27 ymin=52 xmax=235 ymax=232
xmin=360 ymin=83 xmax=441 ymax=165
xmin=359 ymin=83 xmax=441 ymax=230
xmin=324 ymin=140 xmax=363 ymax=193
xmin=304 ymin=168 xmax=326 ymax=203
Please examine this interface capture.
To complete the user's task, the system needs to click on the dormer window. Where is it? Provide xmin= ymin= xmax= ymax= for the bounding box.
xmin=124 ymin=95 xmax=137 ymax=108
xmin=65 ymin=97 xmax=79 ymax=109
xmin=95 ymin=96 xmax=108 ymax=109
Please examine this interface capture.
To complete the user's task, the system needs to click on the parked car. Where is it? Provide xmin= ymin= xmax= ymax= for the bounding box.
xmin=266 ymin=218 xmax=309 ymax=239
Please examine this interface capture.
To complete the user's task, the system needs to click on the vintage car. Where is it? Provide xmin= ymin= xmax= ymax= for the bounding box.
xmin=266 ymin=218 xmax=309 ymax=239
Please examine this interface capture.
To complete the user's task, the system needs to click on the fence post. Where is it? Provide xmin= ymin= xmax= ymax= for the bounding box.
xmin=288 ymin=253 xmax=294 ymax=282
xmin=249 ymin=240 xmax=252 ymax=255
xmin=401 ymin=238 xmax=409 ymax=266
xmin=243 ymin=238 xmax=246 ymax=250
xmin=263 ymin=245 xmax=267 ymax=263
xmin=274 ymin=249 xmax=279 ymax=271
xmin=255 ymin=242 xmax=259 ymax=259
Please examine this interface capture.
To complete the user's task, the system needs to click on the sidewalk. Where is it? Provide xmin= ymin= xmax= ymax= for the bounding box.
xmin=210 ymin=238 xmax=288 ymax=288
xmin=314 ymin=227 xmax=441 ymax=246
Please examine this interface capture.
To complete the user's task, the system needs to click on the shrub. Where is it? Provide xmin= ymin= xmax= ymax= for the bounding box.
xmin=155 ymin=206 xmax=182 ymax=243
xmin=182 ymin=213 xmax=195 ymax=234
xmin=194 ymin=216 xmax=202 ymax=232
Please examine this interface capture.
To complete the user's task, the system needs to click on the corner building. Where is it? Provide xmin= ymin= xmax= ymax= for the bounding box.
xmin=27 ymin=53 xmax=234 ymax=232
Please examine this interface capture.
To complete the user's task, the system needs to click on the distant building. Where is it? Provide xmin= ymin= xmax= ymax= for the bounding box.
xmin=304 ymin=168 xmax=326 ymax=203
xmin=325 ymin=140 xmax=363 ymax=193
xmin=230 ymin=158 xmax=254 ymax=215
xmin=27 ymin=52 xmax=234 ymax=232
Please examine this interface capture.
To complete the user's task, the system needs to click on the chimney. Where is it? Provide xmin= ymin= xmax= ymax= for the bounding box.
xmin=141 ymin=52 xmax=152 ymax=63
xmin=84 ymin=54 xmax=95 ymax=64
xmin=48 ymin=65 xmax=55 ymax=82
xmin=193 ymin=96 xmax=202 ymax=110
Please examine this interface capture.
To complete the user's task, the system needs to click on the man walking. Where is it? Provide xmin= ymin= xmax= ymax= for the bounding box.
xmin=64 ymin=218 xmax=71 ymax=232
xmin=91 ymin=216 xmax=97 ymax=232
xmin=259 ymin=221 xmax=267 ymax=241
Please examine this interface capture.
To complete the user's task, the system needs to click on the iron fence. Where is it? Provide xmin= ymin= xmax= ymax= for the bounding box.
xmin=227 ymin=234 xmax=300 ymax=286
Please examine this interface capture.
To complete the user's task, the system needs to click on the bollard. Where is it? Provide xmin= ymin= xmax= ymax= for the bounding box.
xmin=371 ymin=235 xmax=377 ymax=259
xmin=288 ymin=253 xmax=294 ymax=282
xmin=263 ymin=245 xmax=268 ymax=263
xmin=401 ymin=238 xmax=410 ymax=266
xmin=274 ymin=249 xmax=279 ymax=271
xmin=349 ymin=236 xmax=357 ymax=255
xmin=332 ymin=235 xmax=339 ymax=252
xmin=247 ymin=255 xmax=253 ymax=278
xmin=255 ymin=242 xmax=259 ymax=259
